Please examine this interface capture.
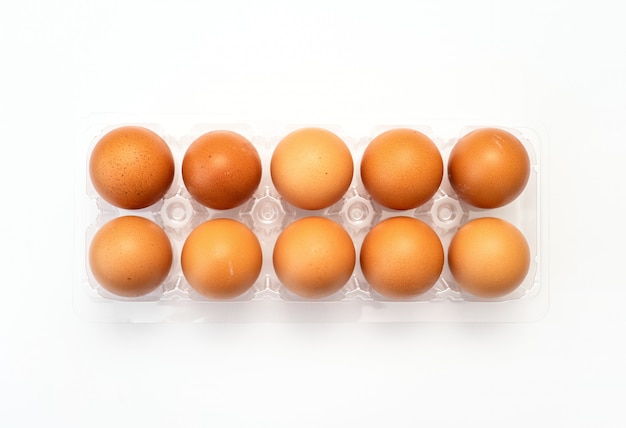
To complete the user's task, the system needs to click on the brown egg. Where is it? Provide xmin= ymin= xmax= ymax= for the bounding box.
xmin=448 ymin=128 xmax=530 ymax=209
xmin=270 ymin=128 xmax=353 ymax=210
xmin=448 ymin=217 xmax=530 ymax=298
xmin=182 ymin=131 xmax=262 ymax=210
xmin=360 ymin=217 xmax=444 ymax=298
xmin=181 ymin=219 xmax=262 ymax=299
xmin=361 ymin=128 xmax=443 ymax=210
xmin=88 ymin=216 xmax=173 ymax=298
xmin=273 ymin=217 xmax=355 ymax=299
xmin=89 ymin=126 xmax=175 ymax=209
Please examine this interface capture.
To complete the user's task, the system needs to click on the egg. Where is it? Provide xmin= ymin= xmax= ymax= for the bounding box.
xmin=273 ymin=216 xmax=355 ymax=299
xmin=360 ymin=128 xmax=443 ymax=210
xmin=448 ymin=217 xmax=530 ymax=298
xmin=89 ymin=126 xmax=175 ymax=209
xmin=448 ymin=128 xmax=530 ymax=209
xmin=360 ymin=217 xmax=444 ymax=298
xmin=182 ymin=130 xmax=262 ymax=210
xmin=270 ymin=127 xmax=353 ymax=210
xmin=181 ymin=218 xmax=262 ymax=299
xmin=88 ymin=216 xmax=173 ymax=298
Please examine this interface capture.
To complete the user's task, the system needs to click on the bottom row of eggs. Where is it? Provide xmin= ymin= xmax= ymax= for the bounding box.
xmin=88 ymin=215 xmax=530 ymax=301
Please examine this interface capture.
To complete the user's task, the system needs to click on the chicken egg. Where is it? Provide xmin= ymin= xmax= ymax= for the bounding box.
xmin=360 ymin=217 xmax=444 ymax=299
xmin=88 ymin=216 xmax=173 ymax=298
xmin=270 ymin=127 xmax=353 ymax=210
xmin=448 ymin=217 xmax=530 ymax=298
xmin=182 ymin=130 xmax=262 ymax=210
xmin=181 ymin=218 xmax=262 ymax=299
xmin=448 ymin=128 xmax=530 ymax=209
xmin=360 ymin=128 xmax=443 ymax=210
xmin=89 ymin=126 xmax=175 ymax=209
xmin=273 ymin=216 xmax=355 ymax=299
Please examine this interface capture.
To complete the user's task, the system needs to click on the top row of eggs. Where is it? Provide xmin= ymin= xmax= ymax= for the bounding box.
xmin=89 ymin=126 xmax=531 ymax=212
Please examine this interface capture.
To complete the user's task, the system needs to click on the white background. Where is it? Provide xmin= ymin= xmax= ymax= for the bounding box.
xmin=1 ymin=0 xmax=624 ymax=426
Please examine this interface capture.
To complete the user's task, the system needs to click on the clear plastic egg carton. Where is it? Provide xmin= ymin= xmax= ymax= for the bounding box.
xmin=74 ymin=115 xmax=548 ymax=322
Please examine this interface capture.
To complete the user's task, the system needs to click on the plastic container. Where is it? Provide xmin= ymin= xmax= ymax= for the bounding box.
xmin=73 ymin=114 xmax=548 ymax=322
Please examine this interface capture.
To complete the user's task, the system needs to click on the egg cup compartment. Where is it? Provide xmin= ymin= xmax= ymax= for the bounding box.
xmin=75 ymin=116 xmax=547 ymax=322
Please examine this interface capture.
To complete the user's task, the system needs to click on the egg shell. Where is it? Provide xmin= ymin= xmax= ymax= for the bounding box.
xmin=89 ymin=126 xmax=175 ymax=209
xmin=181 ymin=218 xmax=263 ymax=300
xmin=182 ymin=130 xmax=262 ymax=210
xmin=88 ymin=216 xmax=173 ymax=298
xmin=360 ymin=216 xmax=444 ymax=299
xmin=270 ymin=127 xmax=354 ymax=210
xmin=273 ymin=216 xmax=356 ymax=299
xmin=448 ymin=217 xmax=531 ymax=298
xmin=448 ymin=128 xmax=530 ymax=209
xmin=360 ymin=128 xmax=443 ymax=210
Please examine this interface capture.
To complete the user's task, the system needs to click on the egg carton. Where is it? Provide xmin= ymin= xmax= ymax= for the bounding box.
xmin=73 ymin=114 xmax=548 ymax=322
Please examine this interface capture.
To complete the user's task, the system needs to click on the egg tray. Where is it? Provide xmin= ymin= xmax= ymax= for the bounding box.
xmin=74 ymin=116 xmax=547 ymax=322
